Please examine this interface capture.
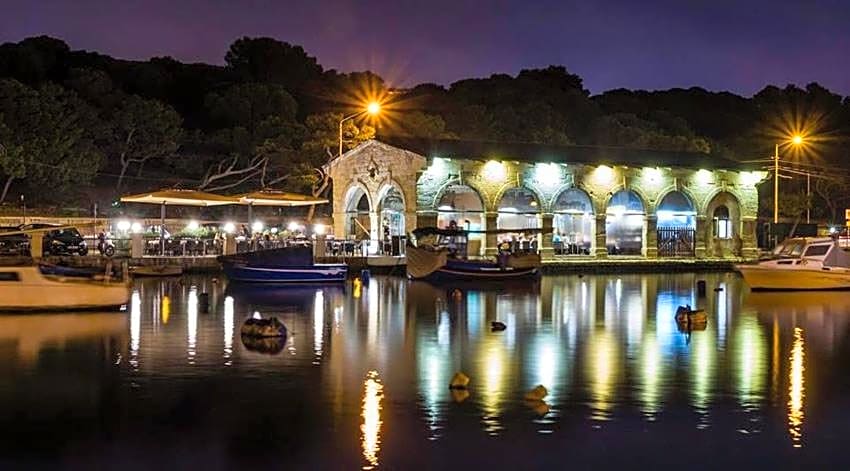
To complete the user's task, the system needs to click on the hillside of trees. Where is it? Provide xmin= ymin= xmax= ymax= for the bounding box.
xmin=2 ymin=36 xmax=850 ymax=221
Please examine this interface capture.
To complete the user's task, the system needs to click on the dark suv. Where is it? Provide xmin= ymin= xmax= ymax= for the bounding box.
xmin=20 ymin=224 xmax=88 ymax=256
xmin=0 ymin=226 xmax=28 ymax=256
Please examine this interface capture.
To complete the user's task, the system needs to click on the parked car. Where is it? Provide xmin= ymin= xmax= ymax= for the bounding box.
xmin=19 ymin=223 xmax=88 ymax=256
xmin=0 ymin=226 xmax=29 ymax=256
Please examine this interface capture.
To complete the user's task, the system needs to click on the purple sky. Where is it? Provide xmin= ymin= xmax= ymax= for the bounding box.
xmin=2 ymin=0 xmax=850 ymax=95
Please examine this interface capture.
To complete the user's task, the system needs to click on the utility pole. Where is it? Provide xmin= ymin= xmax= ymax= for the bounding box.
xmin=774 ymin=143 xmax=779 ymax=224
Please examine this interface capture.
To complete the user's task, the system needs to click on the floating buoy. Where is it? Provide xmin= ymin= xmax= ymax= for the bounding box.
xmin=451 ymin=388 xmax=470 ymax=403
xmin=525 ymin=399 xmax=550 ymax=417
xmin=360 ymin=269 xmax=371 ymax=284
xmin=675 ymin=305 xmax=707 ymax=324
xmin=524 ymin=384 xmax=548 ymax=401
xmin=241 ymin=317 xmax=287 ymax=338
xmin=449 ymin=371 xmax=470 ymax=390
xmin=491 ymin=321 xmax=507 ymax=332
xmin=714 ymin=287 xmax=724 ymax=292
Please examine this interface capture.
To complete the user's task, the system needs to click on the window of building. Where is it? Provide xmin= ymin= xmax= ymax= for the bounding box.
xmin=713 ymin=206 xmax=732 ymax=239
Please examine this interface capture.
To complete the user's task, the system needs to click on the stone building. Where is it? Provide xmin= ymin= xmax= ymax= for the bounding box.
xmin=325 ymin=138 xmax=765 ymax=259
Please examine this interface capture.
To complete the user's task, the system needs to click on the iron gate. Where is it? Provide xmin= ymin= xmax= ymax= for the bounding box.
xmin=657 ymin=227 xmax=695 ymax=257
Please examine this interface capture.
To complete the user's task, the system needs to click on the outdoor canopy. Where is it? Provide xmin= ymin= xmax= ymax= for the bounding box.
xmin=119 ymin=188 xmax=329 ymax=255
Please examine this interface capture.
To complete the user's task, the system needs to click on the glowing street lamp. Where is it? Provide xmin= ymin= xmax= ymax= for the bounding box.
xmin=774 ymin=135 xmax=806 ymax=224
xmin=339 ymin=101 xmax=382 ymax=158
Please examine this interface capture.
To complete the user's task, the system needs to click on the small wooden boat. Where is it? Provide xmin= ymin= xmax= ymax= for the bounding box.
xmin=218 ymin=246 xmax=347 ymax=283
xmin=132 ymin=265 xmax=183 ymax=277
xmin=407 ymin=227 xmax=541 ymax=282
xmin=675 ymin=305 xmax=707 ymax=324
xmin=0 ymin=265 xmax=130 ymax=311
xmin=736 ymin=237 xmax=850 ymax=290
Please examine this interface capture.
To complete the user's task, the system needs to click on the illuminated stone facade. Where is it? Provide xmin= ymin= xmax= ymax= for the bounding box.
xmin=326 ymin=139 xmax=764 ymax=259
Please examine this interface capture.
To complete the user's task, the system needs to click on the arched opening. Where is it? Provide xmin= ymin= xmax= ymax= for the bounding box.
xmin=713 ymin=206 xmax=731 ymax=239
xmin=344 ymin=186 xmax=371 ymax=240
xmin=378 ymin=186 xmax=405 ymax=255
xmin=656 ymin=191 xmax=696 ymax=257
xmin=706 ymin=192 xmax=742 ymax=257
xmin=606 ymin=190 xmax=644 ymax=255
xmin=436 ymin=184 xmax=485 ymax=255
xmin=497 ymin=188 xmax=540 ymax=253
xmin=552 ymin=188 xmax=593 ymax=255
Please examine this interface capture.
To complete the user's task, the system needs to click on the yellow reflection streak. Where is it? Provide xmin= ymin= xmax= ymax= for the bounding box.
xmin=589 ymin=330 xmax=616 ymax=420
xmin=223 ymin=296 xmax=234 ymax=364
xmin=161 ymin=295 xmax=170 ymax=324
xmin=788 ymin=327 xmax=805 ymax=448
xmin=640 ymin=334 xmax=660 ymax=417
xmin=361 ymin=371 xmax=384 ymax=469
xmin=481 ymin=342 xmax=506 ymax=433
xmin=130 ymin=290 xmax=141 ymax=368
xmin=736 ymin=317 xmax=766 ymax=407
xmin=187 ymin=287 xmax=198 ymax=364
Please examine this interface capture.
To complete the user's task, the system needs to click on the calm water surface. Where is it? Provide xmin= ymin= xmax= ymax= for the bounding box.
xmin=2 ymin=273 xmax=850 ymax=468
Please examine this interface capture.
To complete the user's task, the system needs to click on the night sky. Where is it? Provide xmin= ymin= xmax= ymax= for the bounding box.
xmin=2 ymin=0 xmax=850 ymax=95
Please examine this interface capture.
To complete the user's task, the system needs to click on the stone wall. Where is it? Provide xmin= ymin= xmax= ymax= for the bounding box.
xmin=326 ymin=140 xmax=763 ymax=259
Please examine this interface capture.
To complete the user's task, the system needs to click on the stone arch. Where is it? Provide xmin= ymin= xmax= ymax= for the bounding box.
xmin=652 ymin=185 xmax=699 ymax=215
xmin=376 ymin=182 xmax=406 ymax=239
xmin=604 ymin=188 xmax=646 ymax=256
xmin=496 ymin=187 xmax=542 ymax=250
xmin=552 ymin=187 xmax=595 ymax=255
xmin=434 ymin=183 xmax=487 ymax=254
xmin=342 ymin=183 xmax=372 ymax=238
xmin=656 ymin=190 xmax=697 ymax=227
xmin=704 ymin=191 xmax=742 ymax=257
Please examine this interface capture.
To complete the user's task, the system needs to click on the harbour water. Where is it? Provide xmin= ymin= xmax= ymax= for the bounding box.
xmin=1 ymin=273 xmax=849 ymax=468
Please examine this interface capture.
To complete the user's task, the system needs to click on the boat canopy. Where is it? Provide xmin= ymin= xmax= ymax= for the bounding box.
xmin=821 ymin=242 xmax=850 ymax=267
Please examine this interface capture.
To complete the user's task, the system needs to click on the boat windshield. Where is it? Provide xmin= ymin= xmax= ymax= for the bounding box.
xmin=775 ymin=240 xmax=806 ymax=258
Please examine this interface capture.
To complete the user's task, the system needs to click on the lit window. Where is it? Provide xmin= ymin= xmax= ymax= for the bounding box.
xmin=713 ymin=206 xmax=731 ymax=239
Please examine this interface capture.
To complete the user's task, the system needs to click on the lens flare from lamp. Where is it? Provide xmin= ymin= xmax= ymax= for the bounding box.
xmin=594 ymin=165 xmax=614 ymax=184
xmin=223 ymin=222 xmax=236 ymax=234
xmin=117 ymin=220 xmax=131 ymax=232
xmin=696 ymin=169 xmax=713 ymax=185
xmin=187 ymin=220 xmax=199 ymax=231
xmin=252 ymin=221 xmax=264 ymax=232
xmin=314 ymin=223 xmax=326 ymax=235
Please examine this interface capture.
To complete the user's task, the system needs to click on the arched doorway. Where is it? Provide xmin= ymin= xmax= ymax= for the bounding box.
xmin=705 ymin=192 xmax=742 ymax=257
xmin=656 ymin=191 xmax=696 ymax=257
xmin=552 ymin=188 xmax=593 ymax=255
xmin=606 ymin=190 xmax=644 ymax=255
xmin=344 ymin=187 xmax=371 ymax=240
xmin=436 ymin=184 xmax=485 ymax=255
xmin=497 ymin=188 xmax=540 ymax=253
xmin=378 ymin=186 xmax=405 ymax=255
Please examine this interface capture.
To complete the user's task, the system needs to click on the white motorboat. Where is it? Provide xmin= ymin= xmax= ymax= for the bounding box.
xmin=0 ymin=265 xmax=130 ymax=311
xmin=736 ymin=237 xmax=850 ymax=290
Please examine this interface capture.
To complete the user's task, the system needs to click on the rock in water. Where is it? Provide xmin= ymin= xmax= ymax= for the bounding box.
xmin=241 ymin=317 xmax=287 ymax=338
xmin=491 ymin=321 xmax=507 ymax=332
xmin=524 ymin=384 xmax=548 ymax=401
xmin=449 ymin=371 xmax=470 ymax=389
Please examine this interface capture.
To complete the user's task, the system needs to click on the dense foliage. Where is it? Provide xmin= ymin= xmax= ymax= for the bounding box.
xmin=1 ymin=35 xmax=849 ymax=221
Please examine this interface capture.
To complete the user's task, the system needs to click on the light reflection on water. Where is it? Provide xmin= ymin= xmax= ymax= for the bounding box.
xmin=2 ymin=273 xmax=849 ymax=467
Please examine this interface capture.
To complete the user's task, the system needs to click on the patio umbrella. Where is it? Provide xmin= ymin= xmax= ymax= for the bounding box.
xmin=235 ymin=190 xmax=328 ymax=234
xmin=120 ymin=189 xmax=238 ymax=255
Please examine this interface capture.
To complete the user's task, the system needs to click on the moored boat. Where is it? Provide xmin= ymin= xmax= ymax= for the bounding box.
xmin=218 ymin=246 xmax=347 ymax=283
xmin=736 ymin=237 xmax=850 ymax=290
xmin=0 ymin=265 xmax=130 ymax=311
xmin=407 ymin=227 xmax=541 ymax=281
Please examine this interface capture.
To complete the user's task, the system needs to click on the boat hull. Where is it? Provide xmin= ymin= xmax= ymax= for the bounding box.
xmin=737 ymin=265 xmax=850 ymax=290
xmin=420 ymin=266 xmax=540 ymax=282
xmin=221 ymin=262 xmax=348 ymax=283
xmin=0 ymin=267 xmax=130 ymax=311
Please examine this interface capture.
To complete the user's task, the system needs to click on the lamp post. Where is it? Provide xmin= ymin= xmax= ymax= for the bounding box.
xmin=338 ymin=101 xmax=381 ymax=157
xmin=773 ymin=135 xmax=805 ymax=224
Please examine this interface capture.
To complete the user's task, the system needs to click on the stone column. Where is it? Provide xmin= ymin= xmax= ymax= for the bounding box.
xmin=369 ymin=211 xmax=380 ymax=255
xmin=416 ymin=211 xmax=437 ymax=230
xmin=741 ymin=216 xmax=758 ymax=259
xmin=332 ymin=211 xmax=346 ymax=238
xmin=484 ymin=212 xmax=499 ymax=256
xmin=131 ymin=233 xmax=144 ymax=258
xmin=694 ymin=215 xmax=707 ymax=258
xmin=594 ymin=213 xmax=607 ymax=258
xmin=540 ymin=213 xmax=554 ymax=260
xmin=644 ymin=215 xmax=658 ymax=259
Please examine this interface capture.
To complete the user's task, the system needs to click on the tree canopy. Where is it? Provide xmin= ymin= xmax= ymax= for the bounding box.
xmin=1 ymin=35 xmax=850 ymax=221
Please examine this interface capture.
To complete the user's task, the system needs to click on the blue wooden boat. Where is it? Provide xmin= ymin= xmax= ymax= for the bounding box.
xmin=218 ymin=246 xmax=347 ymax=283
